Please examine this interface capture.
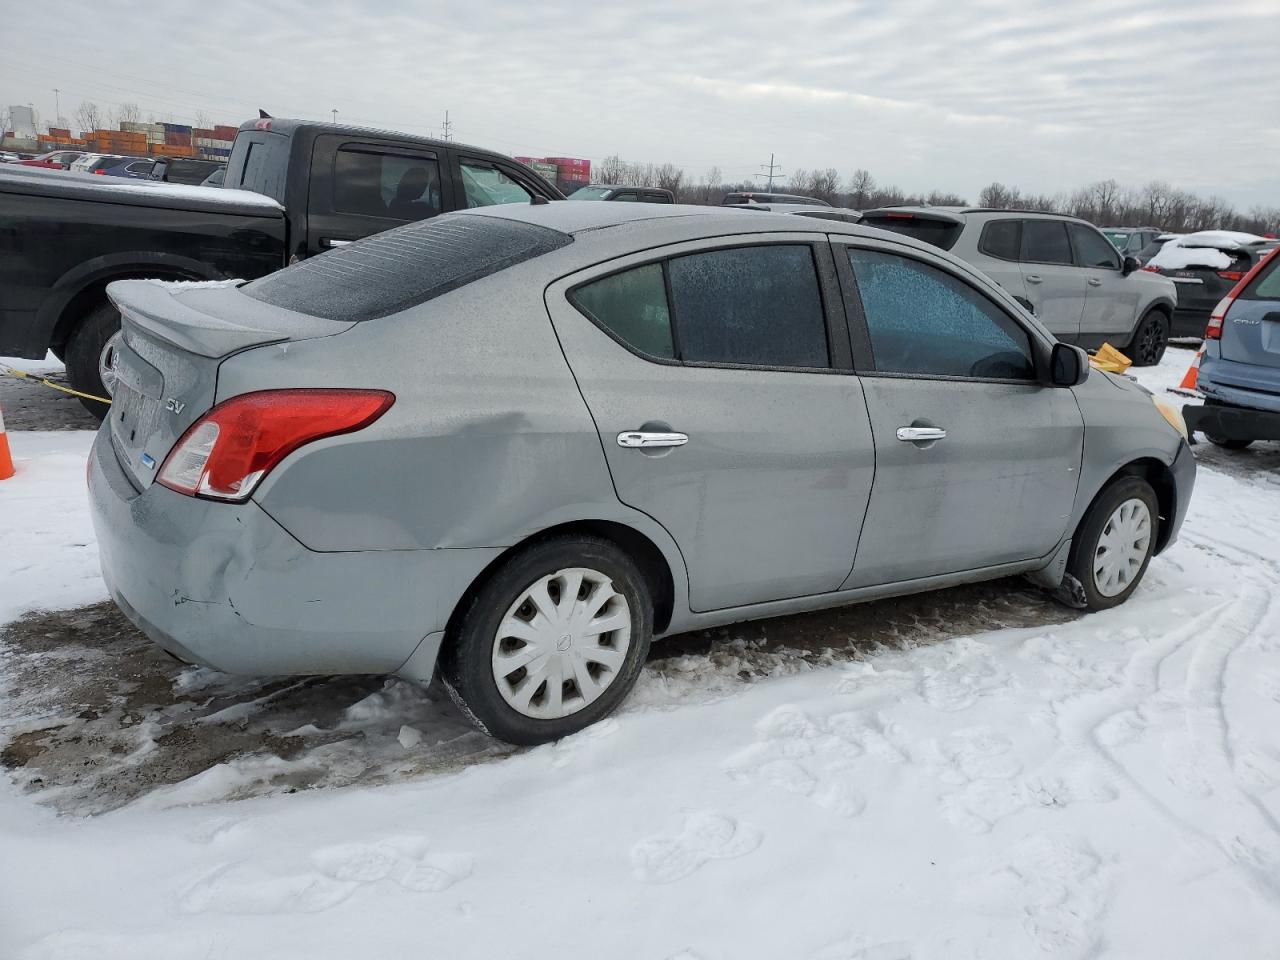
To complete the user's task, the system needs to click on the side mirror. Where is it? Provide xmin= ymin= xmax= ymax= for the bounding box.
xmin=1051 ymin=342 xmax=1090 ymax=387
xmin=1121 ymin=255 xmax=1140 ymax=276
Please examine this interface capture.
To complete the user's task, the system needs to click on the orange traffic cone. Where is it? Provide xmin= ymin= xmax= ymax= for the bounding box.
xmin=1178 ymin=348 xmax=1204 ymax=392
xmin=0 ymin=402 xmax=13 ymax=480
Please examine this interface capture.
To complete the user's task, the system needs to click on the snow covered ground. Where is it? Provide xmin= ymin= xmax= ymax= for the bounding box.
xmin=2 ymin=351 xmax=1280 ymax=959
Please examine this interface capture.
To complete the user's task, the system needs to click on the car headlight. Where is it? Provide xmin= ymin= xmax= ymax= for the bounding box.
xmin=1152 ymin=396 xmax=1188 ymax=441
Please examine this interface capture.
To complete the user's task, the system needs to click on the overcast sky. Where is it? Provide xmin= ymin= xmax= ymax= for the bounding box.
xmin=4 ymin=0 xmax=1277 ymax=207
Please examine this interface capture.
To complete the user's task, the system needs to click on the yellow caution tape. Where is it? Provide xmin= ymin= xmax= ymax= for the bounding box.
xmin=2 ymin=366 xmax=112 ymax=405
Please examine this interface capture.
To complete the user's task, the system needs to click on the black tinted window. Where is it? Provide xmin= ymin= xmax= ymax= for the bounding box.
xmin=228 ymin=132 xmax=289 ymax=203
xmin=849 ymin=249 xmax=1035 ymax=380
xmin=1069 ymin=223 xmax=1121 ymax=269
xmin=570 ymin=264 xmax=674 ymax=358
xmin=335 ymin=148 xmax=442 ymax=222
xmin=861 ymin=214 xmax=962 ymax=251
xmin=668 ymin=246 xmax=829 ymax=367
xmin=979 ymin=219 xmax=1020 ymax=260
xmin=1020 ymin=220 xmax=1073 ymax=264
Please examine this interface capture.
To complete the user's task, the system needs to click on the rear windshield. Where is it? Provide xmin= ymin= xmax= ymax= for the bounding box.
xmin=1240 ymin=253 xmax=1280 ymax=301
xmin=861 ymin=214 xmax=962 ymax=251
xmin=567 ymin=186 xmax=613 ymax=201
xmin=225 ymin=131 xmax=290 ymax=203
xmin=243 ymin=213 xmax=572 ymax=321
xmin=1103 ymin=231 xmax=1129 ymax=248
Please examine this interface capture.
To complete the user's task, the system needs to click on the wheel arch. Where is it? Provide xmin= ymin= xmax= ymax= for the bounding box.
xmin=1085 ymin=456 xmax=1177 ymax=555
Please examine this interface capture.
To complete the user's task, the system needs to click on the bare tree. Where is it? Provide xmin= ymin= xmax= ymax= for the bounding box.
xmin=74 ymin=101 xmax=102 ymax=135
xmin=788 ymin=168 xmax=813 ymax=196
xmin=808 ymin=168 xmax=842 ymax=204
xmin=978 ymin=182 xmax=1021 ymax=208
xmin=194 ymin=110 xmax=211 ymax=130
xmin=847 ymin=169 xmax=876 ymax=208
xmin=654 ymin=163 xmax=685 ymax=200
xmin=596 ymin=154 xmax=626 ymax=184
xmin=113 ymin=102 xmax=141 ymax=126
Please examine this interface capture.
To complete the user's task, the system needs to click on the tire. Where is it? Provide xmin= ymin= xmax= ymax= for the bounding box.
xmin=63 ymin=301 xmax=120 ymax=420
xmin=1126 ymin=309 xmax=1169 ymax=367
xmin=1205 ymin=434 xmax=1253 ymax=450
xmin=440 ymin=535 xmax=653 ymax=746
xmin=1065 ymin=476 xmax=1160 ymax=611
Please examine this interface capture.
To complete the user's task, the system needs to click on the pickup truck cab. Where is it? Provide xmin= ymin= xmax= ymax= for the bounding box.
xmin=0 ymin=118 xmax=563 ymax=414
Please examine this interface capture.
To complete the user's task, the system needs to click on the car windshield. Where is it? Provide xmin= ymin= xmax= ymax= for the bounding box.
xmin=1103 ymin=231 xmax=1130 ymax=248
xmin=567 ymin=186 xmax=614 ymax=201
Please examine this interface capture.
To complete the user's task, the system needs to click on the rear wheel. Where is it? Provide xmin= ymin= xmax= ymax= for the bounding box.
xmin=63 ymin=301 xmax=120 ymax=420
xmin=1205 ymin=434 xmax=1253 ymax=450
xmin=440 ymin=536 xmax=652 ymax=745
xmin=1126 ymin=309 xmax=1169 ymax=367
xmin=1065 ymin=476 xmax=1160 ymax=610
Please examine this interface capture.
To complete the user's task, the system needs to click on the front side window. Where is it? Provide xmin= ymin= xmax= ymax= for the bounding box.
xmin=334 ymin=148 xmax=442 ymax=222
xmin=460 ymin=162 xmax=533 ymax=208
xmin=569 ymin=244 xmax=830 ymax=369
xmin=1020 ymin=220 xmax=1073 ymax=264
xmin=848 ymin=249 xmax=1035 ymax=380
xmin=1069 ymin=223 xmax=1121 ymax=269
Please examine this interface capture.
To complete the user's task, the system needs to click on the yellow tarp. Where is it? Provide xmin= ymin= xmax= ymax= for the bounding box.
xmin=1089 ymin=342 xmax=1132 ymax=374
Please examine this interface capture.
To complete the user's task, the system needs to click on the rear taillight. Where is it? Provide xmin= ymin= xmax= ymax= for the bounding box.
xmin=157 ymin=389 xmax=394 ymax=501
xmin=1141 ymin=264 xmax=1161 ymax=273
xmin=1204 ymin=299 xmax=1229 ymax=339
xmin=93 ymin=169 xmax=105 ymax=174
xmin=1217 ymin=270 xmax=1246 ymax=282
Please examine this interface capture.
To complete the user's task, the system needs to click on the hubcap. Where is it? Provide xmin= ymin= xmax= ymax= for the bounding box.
xmin=1093 ymin=498 xmax=1152 ymax=598
xmin=491 ymin=567 xmax=632 ymax=720
xmin=98 ymin=332 xmax=121 ymax=397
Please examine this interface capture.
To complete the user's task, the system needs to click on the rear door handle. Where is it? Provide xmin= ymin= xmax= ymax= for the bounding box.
xmin=322 ymin=238 xmax=353 ymax=248
xmin=1087 ymin=277 xmax=1103 ymax=287
xmin=617 ymin=431 xmax=689 ymax=449
xmin=1025 ymin=274 xmax=1043 ymax=284
xmin=896 ymin=426 xmax=947 ymax=442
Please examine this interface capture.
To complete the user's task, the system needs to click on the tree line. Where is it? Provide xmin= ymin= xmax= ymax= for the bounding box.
xmin=593 ymin=155 xmax=1280 ymax=235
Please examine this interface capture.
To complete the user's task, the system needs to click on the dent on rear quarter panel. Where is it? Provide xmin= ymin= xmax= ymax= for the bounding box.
xmin=220 ymin=258 xmax=629 ymax=553
xmin=1069 ymin=372 xmax=1181 ymax=529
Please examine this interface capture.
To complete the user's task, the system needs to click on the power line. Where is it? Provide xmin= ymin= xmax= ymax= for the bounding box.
xmin=755 ymin=153 xmax=784 ymax=190
xmin=440 ymin=109 xmax=452 ymax=142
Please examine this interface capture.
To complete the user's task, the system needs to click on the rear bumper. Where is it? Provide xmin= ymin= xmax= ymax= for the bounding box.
xmin=1184 ymin=402 xmax=1280 ymax=443
xmin=87 ymin=427 xmax=501 ymax=677
xmin=1171 ymin=306 xmax=1210 ymax=339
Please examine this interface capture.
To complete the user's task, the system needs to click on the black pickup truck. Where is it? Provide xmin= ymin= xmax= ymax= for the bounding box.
xmin=0 ymin=118 xmax=563 ymax=415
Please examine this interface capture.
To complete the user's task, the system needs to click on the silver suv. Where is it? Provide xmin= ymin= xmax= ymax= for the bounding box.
xmin=89 ymin=204 xmax=1195 ymax=746
xmin=860 ymin=208 xmax=1178 ymax=365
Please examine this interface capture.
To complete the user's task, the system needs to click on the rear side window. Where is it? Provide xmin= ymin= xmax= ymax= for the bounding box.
xmin=1068 ymin=223 xmax=1121 ymax=269
xmin=334 ymin=147 xmax=442 ymax=222
xmin=861 ymin=214 xmax=962 ymax=251
xmin=244 ymin=213 xmax=571 ymax=322
xmin=569 ymin=244 xmax=830 ymax=369
xmin=848 ymin=249 xmax=1035 ymax=380
xmin=227 ymin=132 xmax=290 ymax=203
xmin=979 ymin=220 xmax=1020 ymax=261
xmin=1020 ymin=220 xmax=1073 ymax=264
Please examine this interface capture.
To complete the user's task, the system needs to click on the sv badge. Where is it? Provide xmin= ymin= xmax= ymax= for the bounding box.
xmin=164 ymin=398 xmax=186 ymax=414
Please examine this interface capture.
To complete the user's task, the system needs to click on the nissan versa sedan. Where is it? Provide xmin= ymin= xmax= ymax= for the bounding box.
xmin=89 ymin=203 xmax=1196 ymax=746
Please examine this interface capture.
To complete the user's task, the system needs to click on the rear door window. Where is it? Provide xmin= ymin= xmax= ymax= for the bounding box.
xmin=227 ymin=132 xmax=290 ymax=203
xmin=1068 ymin=223 xmax=1121 ymax=269
xmin=1020 ymin=220 xmax=1073 ymax=264
xmin=335 ymin=147 xmax=442 ymax=222
xmin=848 ymin=248 xmax=1035 ymax=380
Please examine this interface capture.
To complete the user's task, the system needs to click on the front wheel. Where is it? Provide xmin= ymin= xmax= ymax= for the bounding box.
xmin=440 ymin=536 xmax=652 ymax=745
xmin=1065 ymin=477 xmax=1160 ymax=611
xmin=1126 ymin=309 xmax=1169 ymax=367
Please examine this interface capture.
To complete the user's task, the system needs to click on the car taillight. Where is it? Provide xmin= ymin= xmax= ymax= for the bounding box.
xmin=1204 ymin=299 xmax=1229 ymax=339
xmin=1141 ymin=264 xmax=1161 ymax=273
xmin=1217 ymin=270 xmax=1246 ymax=282
xmin=93 ymin=169 xmax=106 ymax=174
xmin=156 ymin=389 xmax=394 ymax=501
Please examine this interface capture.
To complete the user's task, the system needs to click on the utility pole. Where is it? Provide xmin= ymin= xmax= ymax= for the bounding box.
xmin=755 ymin=153 xmax=783 ymax=191
xmin=53 ymin=88 xmax=60 ymax=125
xmin=331 ymin=108 xmax=338 ymax=124
xmin=440 ymin=109 xmax=453 ymax=141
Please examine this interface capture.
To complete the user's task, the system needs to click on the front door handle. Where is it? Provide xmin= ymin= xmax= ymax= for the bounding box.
xmin=1087 ymin=277 xmax=1103 ymax=287
xmin=1025 ymin=274 xmax=1044 ymax=284
xmin=617 ymin=431 xmax=689 ymax=449
xmin=896 ymin=426 xmax=947 ymax=442
xmin=322 ymin=238 xmax=353 ymax=248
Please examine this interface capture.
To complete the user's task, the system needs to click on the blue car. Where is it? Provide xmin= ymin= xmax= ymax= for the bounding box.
xmin=1185 ymin=247 xmax=1280 ymax=448
xmin=97 ymin=157 xmax=157 ymax=180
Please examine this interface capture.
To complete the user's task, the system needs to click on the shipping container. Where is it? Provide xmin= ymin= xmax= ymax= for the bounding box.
xmin=161 ymin=122 xmax=192 ymax=134
xmin=213 ymin=125 xmax=238 ymax=140
xmin=48 ymin=127 xmax=71 ymax=140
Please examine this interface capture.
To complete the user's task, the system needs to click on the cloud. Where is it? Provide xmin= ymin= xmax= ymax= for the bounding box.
xmin=2 ymin=0 xmax=1276 ymax=206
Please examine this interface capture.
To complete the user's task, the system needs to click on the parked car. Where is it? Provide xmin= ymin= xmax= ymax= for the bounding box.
xmin=1183 ymin=246 xmax=1280 ymax=449
xmin=16 ymin=150 xmax=85 ymax=170
xmin=0 ymin=151 xmax=22 ymax=163
xmin=0 ymin=118 xmax=562 ymax=415
xmin=98 ymin=157 xmax=158 ymax=180
xmin=568 ymin=184 xmax=674 ymax=203
xmin=729 ymin=202 xmax=861 ymax=224
xmin=89 ymin=203 xmax=1194 ymax=746
xmin=69 ymin=153 xmax=132 ymax=174
xmin=148 ymin=157 xmax=226 ymax=186
xmin=1102 ymin=226 xmax=1164 ymax=258
xmin=723 ymin=191 xmax=831 ymax=206
xmin=1143 ymin=231 xmax=1280 ymax=337
xmin=859 ymin=207 xmax=1178 ymax=365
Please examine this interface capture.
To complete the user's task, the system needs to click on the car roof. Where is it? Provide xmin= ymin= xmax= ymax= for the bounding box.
xmin=862 ymin=205 xmax=1098 ymax=225
xmin=238 ymin=117 xmax=512 ymax=164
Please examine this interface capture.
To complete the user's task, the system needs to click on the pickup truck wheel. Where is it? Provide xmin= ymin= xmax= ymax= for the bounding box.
xmin=64 ymin=302 xmax=119 ymax=420
xmin=1126 ymin=309 xmax=1169 ymax=367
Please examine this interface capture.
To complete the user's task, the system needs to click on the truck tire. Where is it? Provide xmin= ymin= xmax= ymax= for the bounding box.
xmin=1126 ymin=309 xmax=1169 ymax=367
xmin=64 ymin=301 xmax=119 ymax=420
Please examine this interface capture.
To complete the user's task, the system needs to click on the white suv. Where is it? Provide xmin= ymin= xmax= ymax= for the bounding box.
xmin=860 ymin=207 xmax=1178 ymax=365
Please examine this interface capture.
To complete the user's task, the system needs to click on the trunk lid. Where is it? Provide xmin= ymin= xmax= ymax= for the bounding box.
xmin=106 ymin=279 xmax=354 ymax=489
xmin=1221 ymin=253 xmax=1280 ymax=368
